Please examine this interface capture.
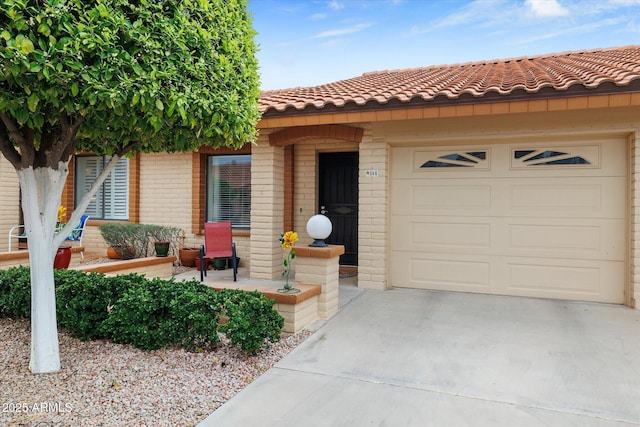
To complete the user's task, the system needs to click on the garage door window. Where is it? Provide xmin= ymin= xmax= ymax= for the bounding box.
xmin=512 ymin=146 xmax=598 ymax=168
xmin=420 ymin=150 xmax=488 ymax=168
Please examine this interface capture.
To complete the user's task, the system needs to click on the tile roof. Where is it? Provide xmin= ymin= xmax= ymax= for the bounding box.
xmin=259 ymin=46 xmax=640 ymax=116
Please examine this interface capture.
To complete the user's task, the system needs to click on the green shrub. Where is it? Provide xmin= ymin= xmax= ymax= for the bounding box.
xmin=100 ymin=278 xmax=220 ymax=351
xmin=0 ymin=265 xmax=284 ymax=355
xmin=56 ymin=271 xmax=143 ymax=340
xmin=216 ymin=289 xmax=284 ymax=355
xmin=146 ymin=224 xmax=182 ymax=256
xmin=99 ymin=223 xmax=149 ymax=259
xmin=0 ymin=266 xmax=31 ymax=318
xmin=99 ymin=223 xmax=183 ymax=259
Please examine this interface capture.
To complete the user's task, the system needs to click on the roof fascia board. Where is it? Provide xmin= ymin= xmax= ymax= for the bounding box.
xmin=257 ymin=91 xmax=640 ymax=130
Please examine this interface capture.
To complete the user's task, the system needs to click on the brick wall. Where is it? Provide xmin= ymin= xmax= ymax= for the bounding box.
xmin=249 ymin=136 xmax=285 ymax=280
xmin=139 ymin=152 xmax=193 ymax=236
xmin=293 ymin=140 xmax=360 ymax=243
xmin=357 ymin=132 xmax=390 ymax=290
xmin=0 ymin=157 xmax=20 ymax=252
xmin=141 ymin=152 xmax=250 ymax=265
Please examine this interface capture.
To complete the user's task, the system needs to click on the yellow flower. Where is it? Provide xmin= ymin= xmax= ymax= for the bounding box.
xmin=57 ymin=205 xmax=67 ymax=223
xmin=279 ymin=230 xmax=299 ymax=291
xmin=280 ymin=231 xmax=298 ymax=250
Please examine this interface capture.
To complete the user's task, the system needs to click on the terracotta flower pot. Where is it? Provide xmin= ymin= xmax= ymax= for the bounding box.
xmin=107 ymin=247 xmax=121 ymax=259
xmin=54 ymin=246 xmax=72 ymax=270
xmin=179 ymin=248 xmax=200 ymax=267
xmin=195 ymin=257 xmax=210 ymax=271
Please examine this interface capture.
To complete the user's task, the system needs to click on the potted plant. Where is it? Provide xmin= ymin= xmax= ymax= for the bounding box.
xmin=179 ymin=247 xmax=200 ymax=267
xmin=154 ymin=242 xmax=170 ymax=257
xmin=106 ymin=247 xmax=121 ymax=259
xmin=99 ymin=223 xmax=145 ymax=259
xmin=146 ymin=224 xmax=181 ymax=257
xmin=194 ymin=256 xmax=210 ymax=271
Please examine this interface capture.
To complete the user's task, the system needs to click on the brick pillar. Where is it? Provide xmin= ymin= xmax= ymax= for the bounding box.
xmin=294 ymin=245 xmax=344 ymax=319
xmin=358 ymin=135 xmax=390 ymax=290
xmin=250 ymin=139 xmax=285 ymax=280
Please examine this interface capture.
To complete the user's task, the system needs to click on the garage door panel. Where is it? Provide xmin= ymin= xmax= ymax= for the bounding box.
xmin=393 ymin=218 xmax=491 ymax=249
xmin=391 ymin=252 xmax=491 ymax=291
xmin=390 ymin=139 xmax=627 ymax=303
xmin=507 ymin=219 xmax=625 ymax=260
xmin=391 ymin=253 xmax=624 ymax=303
xmin=508 ymin=177 xmax=625 ymax=218
xmin=505 ymin=259 xmax=624 ymax=303
xmin=391 ymin=180 xmax=494 ymax=215
xmin=392 ymin=176 xmax=624 ymax=219
xmin=394 ymin=216 xmax=624 ymax=260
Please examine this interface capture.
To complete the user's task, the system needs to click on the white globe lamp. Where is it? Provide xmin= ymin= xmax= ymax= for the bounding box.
xmin=306 ymin=214 xmax=332 ymax=247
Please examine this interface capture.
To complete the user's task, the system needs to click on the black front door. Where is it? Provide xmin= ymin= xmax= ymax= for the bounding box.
xmin=319 ymin=152 xmax=358 ymax=265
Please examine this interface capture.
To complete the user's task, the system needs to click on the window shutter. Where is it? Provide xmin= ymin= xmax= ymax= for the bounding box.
xmin=103 ymin=157 xmax=129 ymax=220
xmin=76 ymin=156 xmax=103 ymax=218
xmin=75 ymin=155 xmax=129 ymax=220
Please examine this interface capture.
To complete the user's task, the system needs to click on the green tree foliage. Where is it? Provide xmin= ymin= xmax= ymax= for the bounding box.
xmin=0 ymin=0 xmax=260 ymax=373
xmin=0 ymin=0 xmax=260 ymax=168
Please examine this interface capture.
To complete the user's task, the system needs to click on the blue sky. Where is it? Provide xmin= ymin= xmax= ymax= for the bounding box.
xmin=248 ymin=0 xmax=640 ymax=90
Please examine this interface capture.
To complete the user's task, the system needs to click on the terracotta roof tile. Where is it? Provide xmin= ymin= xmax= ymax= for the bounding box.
xmin=259 ymin=46 xmax=640 ymax=115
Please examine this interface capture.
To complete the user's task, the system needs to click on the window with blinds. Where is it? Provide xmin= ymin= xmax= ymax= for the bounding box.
xmin=75 ymin=156 xmax=129 ymax=220
xmin=207 ymin=155 xmax=251 ymax=229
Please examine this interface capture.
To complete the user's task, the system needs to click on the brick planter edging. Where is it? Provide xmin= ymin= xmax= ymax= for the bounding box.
xmin=210 ymin=283 xmax=321 ymax=304
xmin=208 ymin=282 xmax=321 ymax=335
xmin=71 ymin=256 xmax=176 ymax=278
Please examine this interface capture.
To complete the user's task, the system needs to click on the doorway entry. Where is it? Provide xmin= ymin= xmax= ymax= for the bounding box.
xmin=319 ymin=152 xmax=358 ymax=266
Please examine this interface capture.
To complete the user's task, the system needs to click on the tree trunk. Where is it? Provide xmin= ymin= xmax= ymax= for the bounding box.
xmin=18 ymin=166 xmax=67 ymax=374
xmin=15 ymin=156 xmax=122 ymax=374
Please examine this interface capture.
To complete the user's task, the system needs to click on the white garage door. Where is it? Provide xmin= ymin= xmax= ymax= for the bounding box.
xmin=390 ymin=139 xmax=627 ymax=303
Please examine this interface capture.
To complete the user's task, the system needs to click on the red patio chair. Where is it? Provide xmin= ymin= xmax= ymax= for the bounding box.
xmin=200 ymin=221 xmax=237 ymax=282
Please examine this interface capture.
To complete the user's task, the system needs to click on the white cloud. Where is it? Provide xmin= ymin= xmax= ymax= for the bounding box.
xmin=512 ymin=17 xmax=626 ymax=45
xmin=313 ymin=22 xmax=374 ymax=38
xmin=328 ymin=0 xmax=344 ymax=11
xmin=525 ymin=0 xmax=569 ymax=18
xmin=410 ymin=0 xmax=512 ymax=33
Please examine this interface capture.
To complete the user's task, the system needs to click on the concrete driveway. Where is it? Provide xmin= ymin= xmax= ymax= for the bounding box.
xmin=199 ymin=288 xmax=640 ymax=426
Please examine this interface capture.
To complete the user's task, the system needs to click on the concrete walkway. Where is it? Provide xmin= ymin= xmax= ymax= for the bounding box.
xmin=199 ymin=288 xmax=640 ymax=427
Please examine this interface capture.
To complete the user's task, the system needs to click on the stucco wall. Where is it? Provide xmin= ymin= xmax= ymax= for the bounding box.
xmin=0 ymin=157 xmax=20 ymax=253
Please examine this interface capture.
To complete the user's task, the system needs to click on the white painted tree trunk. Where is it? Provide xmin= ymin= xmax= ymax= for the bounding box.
xmin=16 ymin=155 xmax=121 ymax=374
xmin=18 ymin=165 xmax=67 ymax=374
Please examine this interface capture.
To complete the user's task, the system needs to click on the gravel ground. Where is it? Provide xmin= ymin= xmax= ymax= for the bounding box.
xmin=0 ymin=317 xmax=311 ymax=426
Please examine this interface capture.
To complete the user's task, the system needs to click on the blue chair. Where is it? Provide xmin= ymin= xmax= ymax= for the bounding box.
xmin=65 ymin=215 xmax=90 ymax=259
xmin=8 ymin=215 xmax=90 ymax=259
